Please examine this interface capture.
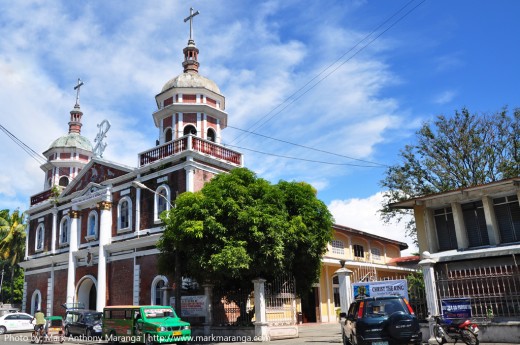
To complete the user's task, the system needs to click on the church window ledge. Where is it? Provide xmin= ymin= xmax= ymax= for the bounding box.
xmin=85 ymin=234 xmax=97 ymax=242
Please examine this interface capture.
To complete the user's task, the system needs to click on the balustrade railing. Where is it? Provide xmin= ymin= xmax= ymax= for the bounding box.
xmin=139 ymin=135 xmax=242 ymax=167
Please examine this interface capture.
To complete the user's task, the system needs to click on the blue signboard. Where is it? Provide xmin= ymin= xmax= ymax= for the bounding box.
xmin=441 ymin=298 xmax=472 ymax=319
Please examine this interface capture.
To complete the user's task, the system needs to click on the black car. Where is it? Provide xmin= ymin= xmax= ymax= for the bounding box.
xmin=340 ymin=295 xmax=422 ymax=345
xmin=64 ymin=309 xmax=103 ymax=338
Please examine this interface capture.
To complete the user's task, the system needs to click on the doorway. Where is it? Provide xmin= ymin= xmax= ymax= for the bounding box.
xmin=77 ymin=276 xmax=97 ymax=310
xmin=301 ymin=287 xmax=320 ymax=322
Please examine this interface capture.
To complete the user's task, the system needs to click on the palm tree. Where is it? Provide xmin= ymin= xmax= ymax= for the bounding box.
xmin=0 ymin=209 xmax=26 ymax=303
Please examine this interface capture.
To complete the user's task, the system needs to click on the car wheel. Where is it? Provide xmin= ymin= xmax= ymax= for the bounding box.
xmin=64 ymin=326 xmax=70 ymax=337
xmin=86 ymin=328 xmax=92 ymax=338
xmin=145 ymin=333 xmax=154 ymax=345
xmin=0 ymin=326 xmax=6 ymax=335
xmin=108 ymin=331 xmax=119 ymax=345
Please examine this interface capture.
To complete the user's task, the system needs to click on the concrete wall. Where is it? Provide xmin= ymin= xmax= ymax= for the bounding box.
xmin=421 ymin=321 xmax=520 ymax=343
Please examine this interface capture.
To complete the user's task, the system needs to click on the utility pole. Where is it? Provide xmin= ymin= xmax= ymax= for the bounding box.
xmin=0 ymin=266 xmax=5 ymax=303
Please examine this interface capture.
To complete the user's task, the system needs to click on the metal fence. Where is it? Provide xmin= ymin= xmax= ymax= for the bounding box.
xmin=211 ymin=289 xmax=254 ymax=327
xmin=265 ymin=274 xmax=297 ymax=326
xmin=435 ymin=264 xmax=520 ymax=319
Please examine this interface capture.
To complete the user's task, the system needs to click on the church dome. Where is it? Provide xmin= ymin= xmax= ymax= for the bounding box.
xmin=48 ymin=133 xmax=93 ymax=152
xmin=161 ymin=72 xmax=221 ymax=94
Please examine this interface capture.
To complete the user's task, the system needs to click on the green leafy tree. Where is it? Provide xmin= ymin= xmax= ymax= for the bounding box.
xmin=158 ymin=168 xmax=334 ymax=319
xmin=0 ymin=209 xmax=26 ymax=304
xmin=380 ymin=107 xmax=520 ymax=244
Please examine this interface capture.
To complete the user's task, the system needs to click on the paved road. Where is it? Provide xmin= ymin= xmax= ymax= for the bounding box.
xmin=2 ymin=323 xmax=519 ymax=344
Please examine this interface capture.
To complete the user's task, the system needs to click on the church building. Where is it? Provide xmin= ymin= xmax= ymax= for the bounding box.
xmin=20 ymin=11 xmax=242 ymax=316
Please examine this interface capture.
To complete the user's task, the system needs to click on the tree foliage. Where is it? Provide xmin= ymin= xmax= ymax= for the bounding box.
xmin=157 ymin=168 xmax=334 ymax=297
xmin=0 ymin=209 xmax=26 ymax=303
xmin=380 ymin=107 xmax=520 ymax=243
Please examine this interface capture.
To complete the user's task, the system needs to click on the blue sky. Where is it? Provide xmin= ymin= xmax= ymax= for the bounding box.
xmin=1 ymin=0 xmax=519 ymax=254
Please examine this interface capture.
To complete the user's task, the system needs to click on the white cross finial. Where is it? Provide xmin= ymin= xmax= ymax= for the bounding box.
xmin=184 ymin=7 xmax=200 ymax=41
xmin=74 ymin=78 xmax=84 ymax=106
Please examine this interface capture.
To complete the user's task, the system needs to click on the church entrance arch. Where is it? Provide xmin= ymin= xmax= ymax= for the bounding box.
xmin=76 ymin=275 xmax=97 ymax=310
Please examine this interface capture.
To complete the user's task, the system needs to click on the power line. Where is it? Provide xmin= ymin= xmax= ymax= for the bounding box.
xmin=231 ymin=0 xmax=425 ymax=145
xmin=226 ymin=144 xmax=387 ymax=168
xmin=226 ymin=125 xmax=388 ymax=167
xmin=0 ymin=124 xmax=47 ymax=166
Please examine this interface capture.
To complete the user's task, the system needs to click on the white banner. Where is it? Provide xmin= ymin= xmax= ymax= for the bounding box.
xmin=352 ymin=279 xmax=408 ymax=300
xmin=170 ymin=295 xmax=207 ymax=317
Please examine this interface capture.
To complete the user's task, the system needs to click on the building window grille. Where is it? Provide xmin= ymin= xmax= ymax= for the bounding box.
xmin=353 ymin=244 xmax=364 ymax=258
xmin=434 ymin=207 xmax=458 ymax=251
xmin=494 ymin=194 xmax=520 ymax=243
xmin=331 ymin=240 xmax=344 ymax=255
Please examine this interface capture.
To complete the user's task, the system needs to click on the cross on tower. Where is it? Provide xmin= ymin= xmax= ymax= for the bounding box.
xmin=184 ymin=7 xmax=200 ymax=41
xmin=74 ymin=78 xmax=84 ymax=106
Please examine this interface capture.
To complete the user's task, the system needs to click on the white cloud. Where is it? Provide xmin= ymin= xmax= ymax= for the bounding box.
xmin=434 ymin=90 xmax=456 ymax=105
xmin=328 ymin=192 xmax=417 ymax=255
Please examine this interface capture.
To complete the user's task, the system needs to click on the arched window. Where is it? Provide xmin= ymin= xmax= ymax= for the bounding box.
xmin=118 ymin=197 xmax=132 ymax=232
xmin=35 ymin=224 xmax=45 ymax=251
xmin=164 ymin=127 xmax=173 ymax=142
xmin=60 ymin=217 xmax=70 ymax=245
xmin=59 ymin=176 xmax=69 ymax=187
xmin=207 ymin=128 xmax=216 ymax=142
xmin=87 ymin=211 xmax=98 ymax=240
xmin=31 ymin=290 xmax=42 ymax=315
xmin=151 ymin=276 xmax=168 ymax=305
xmin=183 ymin=125 xmax=197 ymax=136
xmin=155 ymin=185 xmax=171 ymax=221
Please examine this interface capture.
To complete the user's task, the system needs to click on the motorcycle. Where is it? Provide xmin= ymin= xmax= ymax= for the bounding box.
xmin=432 ymin=315 xmax=479 ymax=345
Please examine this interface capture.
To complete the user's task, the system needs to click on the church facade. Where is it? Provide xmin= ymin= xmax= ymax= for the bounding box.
xmin=20 ymin=21 xmax=242 ymax=316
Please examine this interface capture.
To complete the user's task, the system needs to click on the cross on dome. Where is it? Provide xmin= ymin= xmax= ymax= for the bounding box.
xmin=184 ymin=7 xmax=200 ymax=43
xmin=74 ymin=78 xmax=84 ymax=107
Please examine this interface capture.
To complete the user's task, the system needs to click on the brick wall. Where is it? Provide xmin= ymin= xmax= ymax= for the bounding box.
xmin=53 ymin=269 xmax=68 ymax=316
xmin=107 ymin=258 xmax=134 ymax=306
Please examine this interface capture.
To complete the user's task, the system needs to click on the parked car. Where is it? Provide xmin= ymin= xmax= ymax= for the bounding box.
xmin=64 ymin=309 xmax=103 ymax=338
xmin=340 ymin=295 xmax=422 ymax=345
xmin=0 ymin=312 xmax=34 ymax=334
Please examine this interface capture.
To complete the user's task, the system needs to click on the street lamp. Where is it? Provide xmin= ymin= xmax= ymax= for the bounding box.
xmin=132 ymin=180 xmax=181 ymax=316
xmin=132 ymin=181 xmax=174 ymax=208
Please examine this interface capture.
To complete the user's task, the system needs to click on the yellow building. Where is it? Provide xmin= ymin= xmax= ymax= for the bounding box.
xmin=304 ymin=224 xmax=418 ymax=323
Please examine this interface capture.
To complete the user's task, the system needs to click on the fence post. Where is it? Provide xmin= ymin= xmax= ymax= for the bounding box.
xmin=203 ymin=284 xmax=213 ymax=336
xmin=253 ymin=278 xmax=268 ymax=339
xmin=419 ymin=251 xmax=439 ymax=345
xmin=336 ymin=267 xmax=353 ymax=314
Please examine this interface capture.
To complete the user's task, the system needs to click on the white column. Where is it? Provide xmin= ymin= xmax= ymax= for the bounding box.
xmin=185 ymin=166 xmax=195 ymax=192
xmin=135 ymin=186 xmax=141 ymax=234
xmin=451 ymin=202 xmax=468 ymax=249
xmin=51 ymin=209 xmax=57 ymax=254
xmin=203 ymin=284 xmax=213 ymax=335
xmin=336 ymin=267 xmax=353 ymax=314
xmin=133 ymin=263 xmax=140 ymax=305
xmin=66 ymin=210 xmax=79 ymax=304
xmin=97 ymin=201 xmax=112 ymax=311
xmin=419 ymin=251 xmax=439 ymax=345
xmin=253 ymin=278 xmax=268 ymax=339
xmin=482 ymin=196 xmax=500 ymax=244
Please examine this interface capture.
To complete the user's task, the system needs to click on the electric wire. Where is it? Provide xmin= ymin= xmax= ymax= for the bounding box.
xmin=225 ymin=144 xmax=388 ymax=167
xmin=0 ymin=124 xmax=47 ymax=166
xmin=230 ymin=0 xmax=425 ymax=146
xmin=226 ymin=125 xmax=388 ymax=167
